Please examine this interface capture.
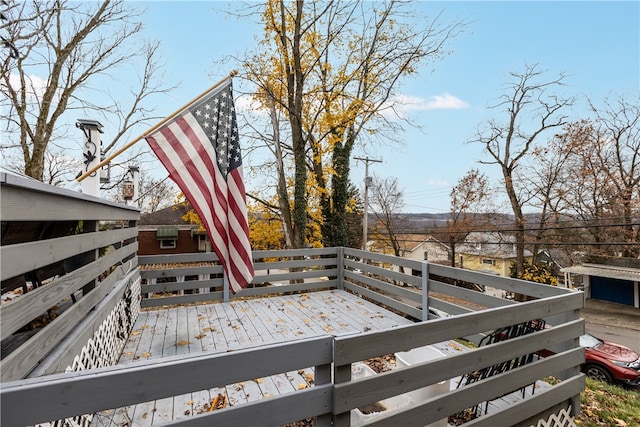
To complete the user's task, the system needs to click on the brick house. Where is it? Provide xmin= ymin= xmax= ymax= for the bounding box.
xmin=138 ymin=204 xmax=211 ymax=255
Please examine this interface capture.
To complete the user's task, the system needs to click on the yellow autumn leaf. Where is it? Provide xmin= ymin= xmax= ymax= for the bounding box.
xmin=141 ymin=352 xmax=152 ymax=358
xmin=175 ymin=340 xmax=190 ymax=346
xmin=298 ymin=383 xmax=308 ymax=390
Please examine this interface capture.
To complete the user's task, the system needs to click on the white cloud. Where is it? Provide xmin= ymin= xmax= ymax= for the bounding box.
xmin=7 ymin=73 xmax=54 ymax=101
xmin=379 ymin=92 xmax=469 ymax=120
xmin=396 ymin=93 xmax=470 ymax=112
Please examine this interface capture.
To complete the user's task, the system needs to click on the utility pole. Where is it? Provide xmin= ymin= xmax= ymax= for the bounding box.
xmin=355 ymin=157 xmax=382 ymax=251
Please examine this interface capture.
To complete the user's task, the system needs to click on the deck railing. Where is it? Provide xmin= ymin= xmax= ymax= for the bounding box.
xmin=1 ymin=172 xmax=585 ymax=427
xmin=0 ymin=172 xmax=140 ymax=382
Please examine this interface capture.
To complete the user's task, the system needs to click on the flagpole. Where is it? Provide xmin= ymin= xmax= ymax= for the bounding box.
xmin=77 ymin=70 xmax=238 ymax=182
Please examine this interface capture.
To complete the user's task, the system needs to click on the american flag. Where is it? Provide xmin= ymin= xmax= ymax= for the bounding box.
xmin=145 ymin=80 xmax=254 ymax=293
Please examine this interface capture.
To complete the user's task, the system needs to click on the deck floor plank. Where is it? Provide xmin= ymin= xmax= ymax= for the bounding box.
xmin=161 ymin=307 xmax=178 ymax=358
xmin=194 ymin=304 xmax=216 ymax=352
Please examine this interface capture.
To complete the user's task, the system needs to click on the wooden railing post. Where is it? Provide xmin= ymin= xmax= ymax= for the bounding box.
xmin=332 ymin=361 xmax=352 ymax=427
xmin=421 ymin=261 xmax=429 ymax=322
xmin=337 ymin=247 xmax=344 ymax=290
xmin=315 ymin=361 xmax=333 ymax=427
xmin=223 ymin=272 xmax=230 ymax=303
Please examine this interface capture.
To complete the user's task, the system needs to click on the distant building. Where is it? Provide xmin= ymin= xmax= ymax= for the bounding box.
xmin=396 ymin=234 xmax=450 ymax=264
xmin=456 ymin=232 xmax=533 ymax=277
xmin=562 ymin=259 xmax=640 ymax=309
xmin=138 ymin=204 xmax=211 ymax=255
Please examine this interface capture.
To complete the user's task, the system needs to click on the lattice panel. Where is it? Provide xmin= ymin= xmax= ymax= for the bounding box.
xmin=535 ymin=406 xmax=576 ymax=427
xmin=37 ymin=277 xmax=141 ymax=427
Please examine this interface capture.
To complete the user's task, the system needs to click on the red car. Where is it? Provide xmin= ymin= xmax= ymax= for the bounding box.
xmin=580 ymin=333 xmax=640 ymax=386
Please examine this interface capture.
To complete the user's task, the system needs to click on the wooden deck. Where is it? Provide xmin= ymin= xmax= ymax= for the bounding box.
xmin=92 ymin=290 xmax=417 ymax=426
xmin=90 ymin=290 xmax=551 ymax=426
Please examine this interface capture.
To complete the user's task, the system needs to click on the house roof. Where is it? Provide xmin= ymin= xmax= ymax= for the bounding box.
xmin=397 ymin=234 xmax=448 ymax=253
xmin=138 ymin=204 xmax=195 ymax=227
xmin=561 ymin=263 xmax=640 ymax=282
xmin=457 ymin=231 xmax=533 ymax=259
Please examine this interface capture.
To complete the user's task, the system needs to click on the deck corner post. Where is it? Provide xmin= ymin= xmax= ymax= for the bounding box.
xmin=337 ymin=246 xmax=344 ymax=290
xmin=421 ymin=261 xmax=429 ymax=322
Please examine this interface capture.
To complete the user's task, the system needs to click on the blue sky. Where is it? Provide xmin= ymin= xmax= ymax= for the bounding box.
xmin=132 ymin=1 xmax=639 ymax=213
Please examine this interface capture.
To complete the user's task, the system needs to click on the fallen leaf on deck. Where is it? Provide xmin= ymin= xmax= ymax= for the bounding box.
xmin=141 ymin=352 xmax=152 ymax=358
xmin=130 ymin=330 xmax=141 ymax=336
xmin=195 ymin=333 xmax=207 ymax=339
xmin=253 ymin=378 xmax=263 ymax=384
xmin=448 ymin=342 xmax=463 ymax=351
xmin=298 ymin=383 xmax=308 ymax=389
xmin=175 ymin=340 xmax=191 ymax=346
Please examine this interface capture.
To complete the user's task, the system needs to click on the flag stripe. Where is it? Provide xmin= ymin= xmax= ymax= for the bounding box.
xmin=145 ymin=81 xmax=254 ymax=293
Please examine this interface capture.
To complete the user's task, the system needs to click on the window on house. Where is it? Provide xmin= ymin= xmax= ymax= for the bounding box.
xmin=157 ymin=227 xmax=178 ymax=249
xmin=481 ymin=258 xmax=495 ymax=266
xmin=160 ymin=239 xmax=177 ymax=249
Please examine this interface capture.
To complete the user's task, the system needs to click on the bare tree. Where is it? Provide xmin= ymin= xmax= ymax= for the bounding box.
xmin=1 ymin=0 xmax=173 ymax=181
xmin=446 ymin=169 xmax=494 ymax=267
xmin=472 ymin=64 xmax=573 ymax=275
xmin=588 ymin=94 xmax=640 ymax=257
xmin=368 ymin=175 xmax=405 ymax=257
xmin=136 ymin=173 xmax=176 ymax=214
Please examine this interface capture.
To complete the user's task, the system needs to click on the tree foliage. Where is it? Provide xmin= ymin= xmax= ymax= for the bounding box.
xmin=509 ymin=260 xmax=559 ymax=286
xmin=244 ymin=0 xmax=463 ymax=248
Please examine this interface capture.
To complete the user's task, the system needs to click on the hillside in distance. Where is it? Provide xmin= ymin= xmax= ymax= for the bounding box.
xmin=376 ymin=212 xmax=544 ymax=233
